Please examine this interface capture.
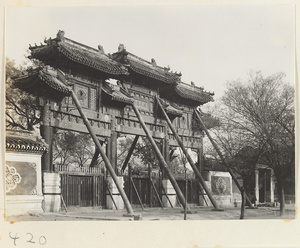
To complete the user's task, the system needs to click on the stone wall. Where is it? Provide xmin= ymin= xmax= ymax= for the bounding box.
xmin=5 ymin=152 xmax=44 ymax=215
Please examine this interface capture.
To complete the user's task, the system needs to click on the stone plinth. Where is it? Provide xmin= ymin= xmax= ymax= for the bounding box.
xmin=204 ymin=171 xmax=234 ymax=207
xmin=43 ymin=172 xmax=61 ymax=212
xmin=106 ymin=176 xmax=125 ymax=210
xmin=5 ymin=152 xmax=44 ymax=216
xmin=162 ymin=179 xmax=177 ymax=208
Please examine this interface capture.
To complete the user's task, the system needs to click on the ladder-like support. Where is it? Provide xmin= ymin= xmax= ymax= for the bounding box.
xmin=149 ymin=178 xmax=164 ymax=209
xmin=131 ymin=102 xmax=188 ymax=210
xmin=70 ymin=91 xmax=135 ymax=216
xmin=130 ymin=178 xmax=145 ymax=210
xmin=194 ymin=109 xmax=252 ymax=206
xmin=156 ymin=97 xmax=221 ymax=210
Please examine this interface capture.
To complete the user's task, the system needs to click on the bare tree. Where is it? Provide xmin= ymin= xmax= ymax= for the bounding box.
xmin=220 ymin=72 xmax=295 ymax=215
xmin=5 ymin=57 xmax=40 ymax=131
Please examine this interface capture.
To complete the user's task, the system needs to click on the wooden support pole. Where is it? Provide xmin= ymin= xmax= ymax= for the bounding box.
xmin=161 ymin=183 xmax=174 ymax=208
xmin=131 ymin=103 xmax=188 ymax=210
xmin=197 ymin=181 xmax=209 ymax=206
xmin=156 ymin=97 xmax=220 ymax=210
xmin=105 ymin=180 xmax=118 ymax=210
xmin=148 ymin=164 xmax=152 ymax=208
xmin=121 ymin=135 xmax=139 ymax=173
xmin=194 ymin=109 xmax=252 ymax=206
xmin=90 ymin=140 xmax=104 ymax=168
xmin=197 ymin=146 xmax=204 ymax=206
xmin=128 ymin=164 xmax=133 ymax=203
xmin=70 ymin=90 xmax=134 ymax=215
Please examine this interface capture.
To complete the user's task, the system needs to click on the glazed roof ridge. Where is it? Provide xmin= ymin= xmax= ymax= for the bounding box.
xmin=39 ymin=67 xmax=72 ymax=94
xmin=127 ymin=52 xmax=167 ymax=70
xmin=6 ymin=130 xmax=48 ymax=154
xmin=13 ymin=66 xmax=72 ymax=101
xmin=174 ymin=82 xmax=214 ymax=104
xmin=56 ymin=42 xmax=129 ymax=75
xmin=178 ymin=81 xmax=214 ymax=95
xmin=126 ymin=51 xmax=181 ymax=75
xmin=64 ymin=37 xmax=99 ymax=53
xmin=30 ymin=31 xmax=129 ymax=76
xmin=102 ymin=81 xmax=134 ymax=104
xmin=61 ymin=37 xmax=124 ymax=67
xmin=123 ymin=52 xmax=181 ymax=84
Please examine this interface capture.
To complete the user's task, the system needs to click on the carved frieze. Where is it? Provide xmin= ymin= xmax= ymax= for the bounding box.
xmin=5 ymin=164 xmax=22 ymax=193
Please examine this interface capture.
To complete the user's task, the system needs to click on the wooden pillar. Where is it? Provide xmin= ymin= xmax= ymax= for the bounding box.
xmin=264 ymin=170 xmax=267 ymax=203
xmin=270 ymin=168 xmax=275 ymax=203
xmin=40 ymin=101 xmax=54 ymax=172
xmin=108 ymin=116 xmax=118 ymax=173
xmin=109 ymin=130 xmax=118 ymax=173
xmin=255 ymin=169 xmax=259 ymax=205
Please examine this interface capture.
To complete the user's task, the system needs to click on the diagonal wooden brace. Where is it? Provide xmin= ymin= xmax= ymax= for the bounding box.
xmin=70 ymin=90 xmax=135 ymax=215
xmin=156 ymin=97 xmax=221 ymax=210
xmin=131 ymin=102 xmax=189 ymax=210
xmin=121 ymin=135 xmax=139 ymax=173
xmin=194 ymin=109 xmax=252 ymax=206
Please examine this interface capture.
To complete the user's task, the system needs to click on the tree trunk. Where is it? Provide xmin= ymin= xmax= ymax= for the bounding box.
xmin=240 ymin=187 xmax=245 ymax=219
xmin=279 ymin=182 xmax=286 ymax=216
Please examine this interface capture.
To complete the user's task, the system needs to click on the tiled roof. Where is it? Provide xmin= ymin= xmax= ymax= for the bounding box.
xmin=39 ymin=68 xmax=71 ymax=94
xmin=29 ymin=33 xmax=128 ymax=76
xmin=203 ymin=158 xmax=227 ymax=172
xmin=164 ymin=105 xmax=183 ymax=117
xmin=157 ymin=98 xmax=182 ymax=117
xmin=111 ymin=48 xmax=181 ymax=85
xmin=57 ymin=39 xmax=129 ymax=75
xmin=6 ymin=130 xmax=48 ymax=154
xmin=192 ymin=110 xmax=220 ymax=130
xmin=102 ymin=82 xmax=134 ymax=105
xmin=13 ymin=67 xmax=71 ymax=101
xmin=175 ymin=83 xmax=214 ymax=104
xmin=126 ymin=53 xmax=181 ymax=84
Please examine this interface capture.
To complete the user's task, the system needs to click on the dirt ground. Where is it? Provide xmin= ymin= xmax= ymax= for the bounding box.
xmin=5 ymin=204 xmax=295 ymax=221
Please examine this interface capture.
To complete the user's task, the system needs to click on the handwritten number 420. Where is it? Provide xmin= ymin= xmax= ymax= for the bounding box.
xmin=9 ymin=232 xmax=47 ymax=246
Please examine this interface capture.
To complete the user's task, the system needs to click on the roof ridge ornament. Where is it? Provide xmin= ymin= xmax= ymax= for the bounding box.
xmin=164 ymin=66 xmax=170 ymax=71
xmin=56 ymin=30 xmax=65 ymax=42
xmin=98 ymin=45 xmax=105 ymax=54
xmin=118 ymin=44 xmax=126 ymax=52
xmin=151 ymin=58 xmax=157 ymax=66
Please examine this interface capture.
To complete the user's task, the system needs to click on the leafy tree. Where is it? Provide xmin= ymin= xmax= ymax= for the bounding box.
xmin=5 ymin=57 xmax=40 ymax=131
xmin=219 ymin=72 xmax=295 ymax=215
xmin=52 ymin=130 xmax=94 ymax=168
xmin=202 ymin=101 xmax=261 ymax=203
xmin=117 ymin=136 xmax=163 ymax=174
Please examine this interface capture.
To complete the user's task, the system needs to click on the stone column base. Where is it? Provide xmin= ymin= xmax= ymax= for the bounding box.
xmin=106 ymin=176 xmax=125 ymax=210
xmin=43 ymin=172 xmax=61 ymax=212
xmin=162 ymin=179 xmax=177 ymax=208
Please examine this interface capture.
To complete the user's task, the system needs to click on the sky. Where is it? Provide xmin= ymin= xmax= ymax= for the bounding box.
xmin=5 ymin=5 xmax=295 ymax=101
